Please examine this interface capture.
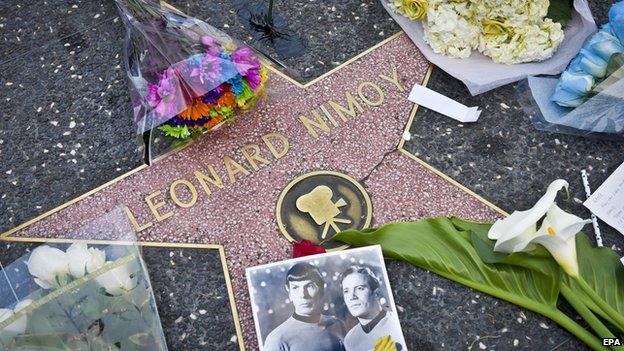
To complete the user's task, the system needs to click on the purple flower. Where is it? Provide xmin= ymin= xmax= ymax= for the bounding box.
xmin=245 ymin=68 xmax=262 ymax=91
xmin=201 ymin=36 xmax=219 ymax=48
xmin=149 ymin=68 xmax=186 ymax=118
xmin=231 ymin=47 xmax=260 ymax=76
xmin=188 ymin=53 xmax=222 ymax=86
xmin=146 ymin=83 xmax=161 ymax=108
xmin=201 ymin=89 xmax=221 ymax=104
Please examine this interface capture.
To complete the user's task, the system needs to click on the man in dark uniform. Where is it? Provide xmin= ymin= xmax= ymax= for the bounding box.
xmin=263 ymin=262 xmax=345 ymax=351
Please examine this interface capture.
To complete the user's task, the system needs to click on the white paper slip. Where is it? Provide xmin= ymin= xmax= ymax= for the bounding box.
xmin=408 ymin=83 xmax=482 ymax=123
xmin=584 ymin=162 xmax=624 ymax=235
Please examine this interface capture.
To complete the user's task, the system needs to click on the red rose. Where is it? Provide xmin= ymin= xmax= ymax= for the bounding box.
xmin=292 ymin=240 xmax=326 ymax=258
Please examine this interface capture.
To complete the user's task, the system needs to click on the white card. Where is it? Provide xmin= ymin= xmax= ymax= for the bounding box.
xmin=408 ymin=83 xmax=481 ymax=123
xmin=584 ymin=162 xmax=624 ymax=235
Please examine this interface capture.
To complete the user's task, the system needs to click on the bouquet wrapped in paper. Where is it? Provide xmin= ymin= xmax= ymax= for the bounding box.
xmin=0 ymin=211 xmax=167 ymax=350
xmin=520 ymin=1 xmax=624 ymax=141
xmin=115 ymin=0 xmax=269 ymax=161
xmin=383 ymin=0 xmax=596 ymax=95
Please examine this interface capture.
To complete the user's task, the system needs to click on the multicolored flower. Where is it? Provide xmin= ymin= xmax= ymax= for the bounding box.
xmin=151 ymin=39 xmax=268 ymax=140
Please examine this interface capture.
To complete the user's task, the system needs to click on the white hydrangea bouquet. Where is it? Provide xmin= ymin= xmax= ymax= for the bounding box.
xmin=391 ymin=0 xmax=564 ymax=63
xmin=382 ymin=0 xmax=596 ymax=94
xmin=0 ymin=243 xmax=168 ymax=350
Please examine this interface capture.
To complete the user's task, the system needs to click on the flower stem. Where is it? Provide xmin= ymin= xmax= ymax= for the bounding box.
xmin=561 ymin=284 xmax=622 ymax=349
xmin=545 ymin=308 xmax=610 ymax=351
xmin=575 ymin=276 xmax=624 ymax=333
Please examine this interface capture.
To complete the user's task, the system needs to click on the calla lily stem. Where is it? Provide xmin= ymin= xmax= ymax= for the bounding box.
xmin=561 ymin=285 xmax=623 ymax=350
xmin=547 ymin=309 xmax=610 ymax=351
xmin=575 ymin=276 xmax=624 ymax=333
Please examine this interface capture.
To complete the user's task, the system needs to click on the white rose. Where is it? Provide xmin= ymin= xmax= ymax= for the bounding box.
xmin=27 ymin=246 xmax=70 ymax=289
xmin=0 ymin=299 xmax=31 ymax=343
xmin=95 ymin=261 xmax=139 ymax=296
xmin=66 ymin=243 xmax=106 ymax=278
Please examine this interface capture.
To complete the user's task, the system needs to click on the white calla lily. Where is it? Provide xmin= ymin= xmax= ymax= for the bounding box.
xmin=489 ymin=179 xmax=569 ymax=253
xmin=66 ymin=243 xmax=106 ymax=278
xmin=95 ymin=261 xmax=139 ymax=296
xmin=489 ymin=179 xmax=591 ymax=278
xmin=26 ymin=246 xmax=70 ymax=290
xmin=529 ymin=206 xmax=592 ymax=278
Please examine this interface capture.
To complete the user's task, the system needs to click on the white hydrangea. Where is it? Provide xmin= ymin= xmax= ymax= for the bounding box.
xmin=479 ymin=18 xmax=564 ymax=64
xmin=473 ymin=0 xmax=550 ymax=25
xmin=422 ymin=0 xmax=480 ymax=58
xmin=390 ymin=0 xmax=565 ymax=64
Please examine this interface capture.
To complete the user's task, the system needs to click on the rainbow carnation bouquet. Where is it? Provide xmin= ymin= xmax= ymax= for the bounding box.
xmin=115 ymin=0 xmax=268 ymax=161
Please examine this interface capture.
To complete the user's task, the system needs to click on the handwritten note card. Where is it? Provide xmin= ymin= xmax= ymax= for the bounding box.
xmin=584 ymin=163 xmax=624 ymax=235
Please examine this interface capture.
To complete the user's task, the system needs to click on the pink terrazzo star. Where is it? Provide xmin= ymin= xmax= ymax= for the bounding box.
xmin=3 ymin=34 xmax=503 ymax=350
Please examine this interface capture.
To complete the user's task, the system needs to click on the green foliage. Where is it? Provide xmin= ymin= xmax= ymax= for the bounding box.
xmin=332 ymin=217 xmax=622 ymax=350
xmin=563 ymin=234 xmax=624 ymax=330
xmin=333 ymin=218 xmax=560 ymax=308
xmin=451 ymin=218 xmax=560 ymax=279
xmin=236 ymin=80 xmax=256 ymax=106
xmin=547 ymin=0 xmax=573 ymax=27
xmin=158 ymin=124 xmax=191 ymax=139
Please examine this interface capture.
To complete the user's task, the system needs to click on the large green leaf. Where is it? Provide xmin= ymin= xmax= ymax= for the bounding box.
xmin=563 ymin=234 xmax=624 ymax=331
xmin=332 ymin=217 xmax=608 ymax=350
xmin=547 ymin=0 xmax=573 ymax=27
xmin=334 ymin=217 xmax=560 ymax=309
xmin=450 ymin=217 xmax=561 ymax=280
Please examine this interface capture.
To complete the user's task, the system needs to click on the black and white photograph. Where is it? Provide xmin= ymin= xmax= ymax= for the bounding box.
xmin=246 ymin=245 xmax=407 ymax=351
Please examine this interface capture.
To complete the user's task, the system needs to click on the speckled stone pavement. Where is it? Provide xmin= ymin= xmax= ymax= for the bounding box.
xmin=2 ymin=0 xmax=621 ymax=349
xmin=2 ymin=35 xmax=507 ymax=349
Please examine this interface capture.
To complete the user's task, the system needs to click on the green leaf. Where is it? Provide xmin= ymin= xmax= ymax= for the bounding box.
xmin=331 ymin=218 xmax=609 ymax=350
xmin=563 ymin=234 xmax=624 ymax=329
xmin=469 ymin=228 xmax=560 ymax=278
xmin=606 ymin=53 xmax=624 ymax=77
xmin=333 ymin=218 xmax=560 ymax=309
xmin=547 ymin=0 xmax=573 ymax=27
xmin=158 ymin=125 xmax=191 ymax=139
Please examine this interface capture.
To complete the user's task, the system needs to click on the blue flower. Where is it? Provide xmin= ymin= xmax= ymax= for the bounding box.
xmin=550 ymin=71 xmax=594 ymax=107
xmin=583 ymin=29 xmax=624 ymax=61
xmin=602 ymin=23 xmax=615 ymax=36
xmin=609 ymin=1 xmax=624 ymax=43
xmin=568 ymin=48 xmax=608 ymax=78
xmin=227 ymin=75 xmax=244 ymax=96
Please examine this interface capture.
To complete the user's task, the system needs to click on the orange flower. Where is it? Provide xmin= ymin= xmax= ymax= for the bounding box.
xmin=179 ymin=99 xmax=210 ymax=120
xmin=217 ymin=92 xmax=236 ymax=108
xmin=204 ymin=117 xmax=222 ymax=129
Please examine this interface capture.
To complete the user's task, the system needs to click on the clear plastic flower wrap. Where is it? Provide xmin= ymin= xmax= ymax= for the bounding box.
xmin=0 ymin=209 xmax=168 ymax=350
xmin=114 ymin=0 xmax=269 ymax=163
xmin=518 ymin=1 xmax=624 ymax=141
xmin=518 ymin=73 xmax=623 ymax=141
